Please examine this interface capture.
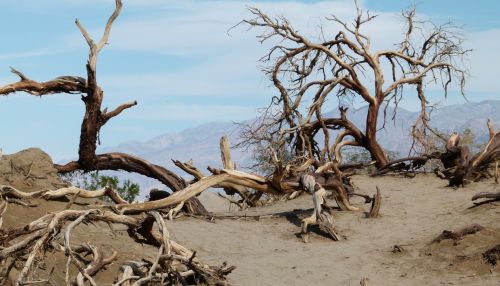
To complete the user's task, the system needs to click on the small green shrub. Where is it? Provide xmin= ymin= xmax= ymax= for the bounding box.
xmin=59 ymin=171 xmax=140 ymax=203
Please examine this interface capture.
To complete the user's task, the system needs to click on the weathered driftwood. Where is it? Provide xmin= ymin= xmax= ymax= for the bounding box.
xmin=1 ymin=184 xmax=133 ymax=210
xmin=366 ymin=187 xmax=382 ymax=218
xmin=495 ymin=161 xmax=499 ymax=184
xmin=42 ymin=186 xmax=128 ymax=204
xmin=0 ymin=185 xmax=46 ymax=199
xmin=431 ymin=224 xmax=484 ymax=245
xmin=219 ymin=136 xmax=264 ymax=207
xmin=0 ymin=208 xmax=233 ymax=286
xmin=62 ymin=209 xmax=118 ymax=286
xmin=173 ymin=136 xmax=266 ymax=209
xmin=115 ymin=172 xmax=276 ymax=214
xmin=2 ymin=160 xmax=361 ymax=222
xmin=372 ymin=119 xmax=500 ymax=188
xmin=0 ymin=199 xmax=7 ymax=229
xmin=472 ymin=191 xmax=500 ymax=202
xmin=470 ymin=191 xmax=500 ymax=207
xmin=116 ymin=166 xmax=360 ymax=215
xmin=436 ymin=122 xmax=500 ymax=186
xmin=299 ymin=174 xmax=343 ymax=243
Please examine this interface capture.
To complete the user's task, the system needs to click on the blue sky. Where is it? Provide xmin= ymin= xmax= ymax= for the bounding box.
xmin=0 ymin=0 xmax=499 ymax=161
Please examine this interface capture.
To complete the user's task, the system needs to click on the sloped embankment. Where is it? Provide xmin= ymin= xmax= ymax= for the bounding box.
xmin=0 ymin=148 xmax=67 ymax=191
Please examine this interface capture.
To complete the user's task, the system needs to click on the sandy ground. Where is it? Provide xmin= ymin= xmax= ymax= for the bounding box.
xmin=171 ymin=174 xmax=500 ymax=286
xmin=2 ymin=174 xmax=499 ymax=285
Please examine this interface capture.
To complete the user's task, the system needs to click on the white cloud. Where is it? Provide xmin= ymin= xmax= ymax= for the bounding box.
xmin=128 ymin=103 xmax=257 ymax=122
xmin=99 ymin=51 xmax=273 ymax=100
xmin=465 ymin=28 xmax=500 ymax=93
xmin=0 ymin=50 xmax=56 ymax=61
xmin=90 ymin=1 xmax=409 ymax=105
xmin=103 ymin=0 xmax=400 ymax=55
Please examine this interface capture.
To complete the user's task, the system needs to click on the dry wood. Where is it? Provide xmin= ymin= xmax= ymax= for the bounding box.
xmin=495 ymin=161 xmax=499 ymax=184
xmin=220 ymin=136 xmax=233 ymax=169
xmin=0 ymin=199 xmax=6 ymax=229
xmin=0 ymin=185 xmax=46 ymax=199
xmin=487 ymin=119 xmax=495 ymax=140
xmin=299 ymin=174 xmax=343 ymax=242
xmin=173 ymin=137 xmax=271 ymax=209
xmin=115 ymin=265 xmax=137 ymax=286
xmin=366 ymin=187 xmax=382 ymax=218
xmin=410 ymin=120 xmax=500 ymax=186
xmin=471 ymin=191 xmax=500 ymax=202
xmin=172 ymin=159 xmax=204 ymax=181
xmin=75 ymin=244 xmax=117 ymax=286
xmin=431 ymin=223 xmax=484 ymax=244
xmin=63 ymin=210 xmax=108 ymax=286
xmin=42 ymin=185 xmax=128 ymax=204
xmin=116 ymin=171 xmax=280 ymax=214
xmin=219 ymin=136 xmax=259 ymax=204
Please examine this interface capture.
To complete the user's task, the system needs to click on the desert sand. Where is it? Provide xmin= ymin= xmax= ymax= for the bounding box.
xmin=2 ymin=170 xmax=499 ymax=285
xmin=172 ymin=174 xmax=500 ymax=285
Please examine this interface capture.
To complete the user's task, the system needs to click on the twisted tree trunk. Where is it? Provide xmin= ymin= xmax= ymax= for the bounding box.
xmin=365 ymin=101 xmax=389 ymax=168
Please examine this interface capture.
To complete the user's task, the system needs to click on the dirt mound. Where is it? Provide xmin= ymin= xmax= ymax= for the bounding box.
xmin=0 ymin=148 xmax=67 ymax=192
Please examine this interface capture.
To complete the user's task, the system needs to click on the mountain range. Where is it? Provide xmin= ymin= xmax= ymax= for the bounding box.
xmin=100 ymin=100 xmax=500 ymax=194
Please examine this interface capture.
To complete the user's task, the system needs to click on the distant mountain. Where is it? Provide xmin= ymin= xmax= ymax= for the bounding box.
xmin=100 ymin=100 xmax=500 ymax=194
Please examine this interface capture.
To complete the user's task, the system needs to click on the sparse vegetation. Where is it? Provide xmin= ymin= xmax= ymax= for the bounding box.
xmin=60 ymin=171 xmax=140 ymax=203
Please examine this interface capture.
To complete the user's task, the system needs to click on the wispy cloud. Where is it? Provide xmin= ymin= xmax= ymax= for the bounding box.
xmin=127 ymin=103 xmax=257 ymax=122
xmin=0 ymin=50 xmax=56 ymax=61
xmin=54 ymin=0 xmax=500 ymax=113
xmin=466 ymin=28 xmax=500 ymax=93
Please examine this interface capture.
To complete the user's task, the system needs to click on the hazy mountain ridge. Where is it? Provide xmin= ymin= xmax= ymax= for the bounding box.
xmin=100 ymin=100 xmax=500 ymax=194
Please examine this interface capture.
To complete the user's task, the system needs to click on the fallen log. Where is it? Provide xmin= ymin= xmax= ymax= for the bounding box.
xmin=0 ymin=185 xmax=46 ymax=199
xmin=42 ymin=185 xmax=128 ymax=204
xmin=472 ymin=191 xmax=500 ymax=201
xmin=431 ymin=224 xmax=484 ymax=245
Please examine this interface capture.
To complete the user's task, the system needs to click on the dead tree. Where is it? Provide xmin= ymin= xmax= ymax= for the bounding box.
xmin=0 ymin=0 xmax=206 ymax=214
xmin=472 ymin=191 xmax=500 ymax=203
xmin=379 ymin=121 xmax=500 ymax=186
xmin=238 ymin=1 xmax=468 ymax=172
xmin=419 ymin=120 xmax=500 ymax=186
